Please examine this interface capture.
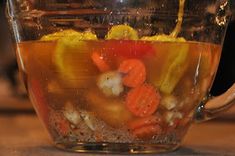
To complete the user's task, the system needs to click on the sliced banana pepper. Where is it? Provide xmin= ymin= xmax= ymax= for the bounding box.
xmin=160 ymin=42 xmax=189 ymax=94
xmin=142 ymin=35 xmax=189 ymax=94
xmin=106 ymin=25 xmax=138 ymax=40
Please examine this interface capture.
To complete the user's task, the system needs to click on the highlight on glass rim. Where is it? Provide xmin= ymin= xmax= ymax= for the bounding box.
xmin=5 ymin=0 xmax=235 ymax=154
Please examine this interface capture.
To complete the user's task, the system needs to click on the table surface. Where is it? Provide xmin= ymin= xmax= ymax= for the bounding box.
xmin=0 ymin=114 xmax=235 ymax=156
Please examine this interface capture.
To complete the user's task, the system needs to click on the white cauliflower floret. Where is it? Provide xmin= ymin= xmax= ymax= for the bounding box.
xmin=63 ymin=102 xmax=81 ymax=125
xmin=160 ymin=95 xmax=178 ymax=110
xmin=165 ymin=111 xmax=183 ymax=126
xmin=63 ymin=102 xmax=95 ymax=131
xmin=97 ymin=71 xmax=124 ymax=97
xmin=80 ymin=111 xmax=95 ymax=131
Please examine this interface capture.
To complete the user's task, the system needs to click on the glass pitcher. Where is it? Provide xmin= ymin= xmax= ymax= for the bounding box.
xmin=6 ymin=0 xmax=235 ymax=154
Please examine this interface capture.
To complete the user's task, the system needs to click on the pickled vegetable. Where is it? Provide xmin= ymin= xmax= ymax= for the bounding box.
xmin=106 ymin=25 xmax=138 ymax=40
xmin=53 ymin=30 xmax=98 ymax=87
xmin=86 ymin=89 xmax=133 ymax=128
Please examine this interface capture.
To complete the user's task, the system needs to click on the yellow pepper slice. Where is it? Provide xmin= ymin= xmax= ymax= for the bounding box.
xmin=142 ymin=35 xmax=189 ymax=94
xmin=106 ymin=25 xmax=138 ymax=40
xmin=40 ymin=29 xmax=81 ymax=41
xmin=41 ymin=29 xmax=98 ymax=87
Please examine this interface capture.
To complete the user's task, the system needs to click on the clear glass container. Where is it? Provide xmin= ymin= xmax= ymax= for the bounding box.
xmin=6 ymin=0 xmax=234 ymax=154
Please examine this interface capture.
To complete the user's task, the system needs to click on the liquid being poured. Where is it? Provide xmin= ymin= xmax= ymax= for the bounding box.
xmin=170 ymin=0 xmax=185 ymax=37
xmin=141 ymin=0 xmax=185 ymax=41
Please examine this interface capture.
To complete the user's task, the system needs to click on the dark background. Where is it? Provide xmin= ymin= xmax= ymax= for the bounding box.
xmin=0 ymin=0 xmax=234 ymax=98
xmin=211 ymin=18 xmax=235 ymax=95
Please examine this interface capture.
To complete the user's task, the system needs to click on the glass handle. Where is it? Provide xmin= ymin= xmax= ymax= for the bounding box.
xmin=194 ymin=83 xmax=235 ymax=122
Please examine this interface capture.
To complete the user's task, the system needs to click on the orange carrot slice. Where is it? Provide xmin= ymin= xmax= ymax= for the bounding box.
xmin=50 ymin=111 xmax=70 ymax=136
xmin=56 ymin=118 xmax=70 ymax=136
xmin=128 ymin=115 xmax=163 ymax=139
xmin=126 ymin=84 xmax=160 ymax=117
xmin=132 ymin=124 xmax=162 ymax=139
xmin=30 ymin=79 xmax=49 ymax=127
xmin=91 ymin=52 xmax=110 ymax=72
xmin=128 ymin=115 xmax=162 ymax=130
xmin=118 ymin=59 xmax=146 ymax=87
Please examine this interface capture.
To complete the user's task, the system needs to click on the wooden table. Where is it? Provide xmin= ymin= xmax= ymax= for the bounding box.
xmin=0 ymin=113 xmax=235 ymax=156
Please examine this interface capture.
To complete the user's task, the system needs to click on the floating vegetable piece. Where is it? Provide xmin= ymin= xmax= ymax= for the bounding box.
xmin=141 ymin=34 xmax=185 ymax=42
xmin=47 ymin=81 xmax=63 ymax=94
xmin=29 ymin=79 xmax=49 ymax=126
xmin=82 ymin=30 xmax=98 ymax=40
xmin=86 ymin=89 xmax=133 ymax=128
xmin=50 ymin=111 xmax=70 ymax=136
xmin=128 ymin=115 xmax=163 ymax=139
xmin=128 ymin=115 xmax=163 ymax=130
xmin=40 ymin=29 xmax=80 ymax=41
xmin=104 ymin=40 xmax=155 ymax=59
xmin=163 ymin=111 xmax=184 ymax=133
xmin=160 ymin=95 xmax=178 ymax=110
xmin=53 ymin=30 xmax=98 ymax=87
xmin=126 ymin=84 xmax=160 ymax=117
xmin=55 ymin=118 xmax=70 ymax=136
xmin=141 ymin=34 xmax=189 ymax=94
xmin=91 ymin=52 xmax=110 ymax=72
xmin=63 ymin=102 xmax=81 ymax=125
xmin=118 ymin=59 xmax=146 ymax=88
xmin=97 ymin=71 xmax=124 ymax=97
xmin=132 ymin=124 xmax=162 ymax=139
xmin=159 ymin=42 xmax=189 ymax=94
xmin=80 ymin=111 xmax=95 ymax=131
xmin=106 ymin=25 xmax=138 ymax=40
xmin=164 ymin=111 xmax=183 ymax=126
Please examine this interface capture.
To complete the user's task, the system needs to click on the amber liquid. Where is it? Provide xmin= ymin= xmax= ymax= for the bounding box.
xmin=17 ymin=40 xmax=221 ymax=143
